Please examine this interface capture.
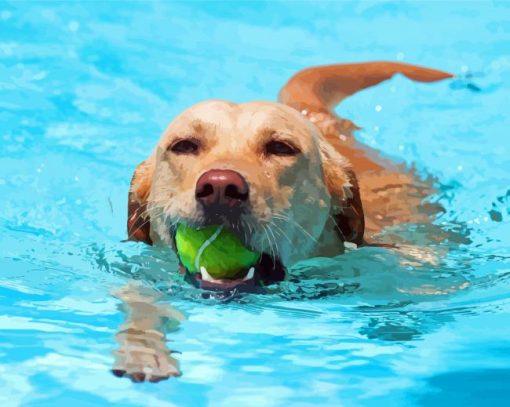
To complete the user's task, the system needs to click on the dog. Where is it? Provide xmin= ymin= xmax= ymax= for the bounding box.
xmin=114 ymin=61 xmax=452 ymax=381
xmin=127 ymin=61 xmax=452 ymax=288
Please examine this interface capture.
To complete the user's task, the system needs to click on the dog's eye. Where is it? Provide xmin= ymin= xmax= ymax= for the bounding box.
xmin=265 ymin=140 xmax=300 ymax=156
xmin=169 ymin=139 xmax=200 ymax=154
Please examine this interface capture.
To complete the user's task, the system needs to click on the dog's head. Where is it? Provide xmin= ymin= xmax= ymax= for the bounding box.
xmin=127 ymin=101 xmax=363 ymax=288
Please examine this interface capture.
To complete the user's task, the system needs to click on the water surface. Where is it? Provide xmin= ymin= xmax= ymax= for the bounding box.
xmin=1 ymin=1 xmax=509 ymax=406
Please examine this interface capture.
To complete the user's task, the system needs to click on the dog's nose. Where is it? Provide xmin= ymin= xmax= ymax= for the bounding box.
xmin=195 ymin=169 xmax=249 ymax=207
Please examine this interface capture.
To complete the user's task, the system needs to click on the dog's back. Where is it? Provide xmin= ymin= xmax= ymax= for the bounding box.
xmin=279 ymin=62 xmax=453 ymax=241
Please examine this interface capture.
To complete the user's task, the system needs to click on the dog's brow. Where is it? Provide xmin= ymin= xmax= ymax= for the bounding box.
xmin=190 ymin=120 xmax=211 ymax=134
xmin=258 ymin=127 xmax=302 ymax=149
xmin=259 ymin=128 xmax=293 ymax=139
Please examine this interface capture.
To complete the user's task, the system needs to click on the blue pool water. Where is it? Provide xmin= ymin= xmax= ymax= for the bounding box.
xmin=1 ymin=1 xmax=510 ymax=405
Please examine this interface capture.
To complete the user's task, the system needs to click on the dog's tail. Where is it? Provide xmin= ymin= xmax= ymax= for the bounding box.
xmin=279 ymin=61 xmax=453 ymax=114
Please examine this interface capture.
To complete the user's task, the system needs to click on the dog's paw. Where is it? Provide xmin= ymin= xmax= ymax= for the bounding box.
xmin=112 ymin=328 xmax=181 ymax=383
xmin=112 ymin=346 xmax=180 ymax=383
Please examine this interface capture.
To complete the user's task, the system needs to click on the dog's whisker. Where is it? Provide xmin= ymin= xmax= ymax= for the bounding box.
xmin=240 ymin=218 xmax=249 ymax=245
xmin=266 ymin=223 xmax=280 ymax=260
xmin=269 ymin=220 xmax=294 ymax=247
xmin=245 ymin=218 xmax=254 ymax=235
xmin=261 ymin=225 xmax=274 ymax=266
xmin=272 ymin=213 xmax=319 ymax=243
xmin=262 ymin=224 xmax=277 ymax=267
xmin=127 ymin=216 xmax=153 ymax=240
xmin=327 ymin=214 xmax=348 ymax=242
xmin=127 ymin=206 xmax=165 ymax=236
xmin=128 ymin=207 xmax=151 ymax=232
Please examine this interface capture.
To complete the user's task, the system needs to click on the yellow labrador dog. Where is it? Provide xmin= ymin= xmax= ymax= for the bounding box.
xmin=127 ymin=61 xmax=452 ymax=289
xmin=113 ymin=62 xmax=452 ymax=382
xmin=114 ymin=62 xmax=452 ymax=382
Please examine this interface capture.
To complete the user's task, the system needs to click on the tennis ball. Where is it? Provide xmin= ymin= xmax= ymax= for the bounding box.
xmin=175 ymin=224 xmax=261 ymax=279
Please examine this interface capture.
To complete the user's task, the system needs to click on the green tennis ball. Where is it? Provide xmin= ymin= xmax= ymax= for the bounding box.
xmin=175 ymin=224 xmax=261 ymax=279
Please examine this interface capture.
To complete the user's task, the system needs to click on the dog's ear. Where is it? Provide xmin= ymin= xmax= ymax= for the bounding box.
xmin=127 ymin=159 xmax=154 ymax=245
xmin=332 ymin=168 xmax=365 ymax=245
xmin=319 ymin=141 xmax=365 ymax=245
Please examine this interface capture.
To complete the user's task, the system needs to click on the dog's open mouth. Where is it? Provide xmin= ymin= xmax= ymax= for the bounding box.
xmin=171 ymin=220 xmax=286 ymax=291
xmin=193 ymin=264 xmax=258 ymax=291
xmin=179 ymin=252 xmax=286 ymax=291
